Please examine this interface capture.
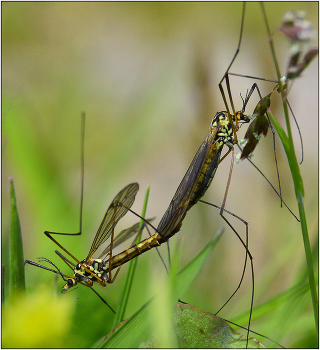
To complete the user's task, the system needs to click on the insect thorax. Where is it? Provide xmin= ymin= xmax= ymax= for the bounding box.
xmin=211 ymin=111 xmax=248 ymax=148
xmin=74 ymin=258 xmax=109 ymax=283
xmin=61 ymin=258 xmax=110 ymax=293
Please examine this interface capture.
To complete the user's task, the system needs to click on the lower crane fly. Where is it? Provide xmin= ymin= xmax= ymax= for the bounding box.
xmin=25 ymin=182 xmax=154 ymax=311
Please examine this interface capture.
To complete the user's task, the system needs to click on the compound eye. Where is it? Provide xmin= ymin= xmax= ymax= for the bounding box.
xmin=67 ymin=278 xmax=75 ymax=287
xmin=61 ymin=278 xmax=77 ymax=294
xmin=237 ymin=111 xmax=250 ymax=123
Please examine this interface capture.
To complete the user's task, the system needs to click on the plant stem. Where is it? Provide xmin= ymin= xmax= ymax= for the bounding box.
xmin=260 ymin=2 xmax=318 ymax=332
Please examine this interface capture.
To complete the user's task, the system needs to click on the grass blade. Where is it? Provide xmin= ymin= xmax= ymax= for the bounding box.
xmin=111 ymin=184 xmax=150 ymax=328
xmin=9 ymin=177 xmax=26 ymax=299
xmin=176 ymin=228 xmax=224 ymax=298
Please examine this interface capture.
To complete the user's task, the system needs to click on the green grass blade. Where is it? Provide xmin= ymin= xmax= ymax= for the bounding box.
xmin=297 ymin=191 xmax=318 ymax=330
xmin=267 ymin=103 xmax=318 ymax=334
xmin=175 ymin=228 xmax=224 ymax=298
xmin=266 ymin=111 xmax=303 ymax=199
xmin=111 ymin=184 xmax=150 ymax=328
xmin=148 ymin=244 xmax=180 ymax=348
xmin=102 ymin=300 xmax=152 ymax=348
xmin=2 ymin=265 xmax=5 ymax=305
xmin=9 ymin=177 xmax=26 ymax=299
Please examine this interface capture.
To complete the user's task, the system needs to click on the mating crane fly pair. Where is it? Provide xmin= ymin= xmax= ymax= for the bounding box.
xmin=25 ymin=90 xmax=272 ymax=344
xmin=24 ymin=2 xmax=311 ymax=347
xmin=25 ymin=104 xmax=251 ymax=296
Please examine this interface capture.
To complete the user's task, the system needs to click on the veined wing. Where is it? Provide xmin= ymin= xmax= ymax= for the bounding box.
xmin=156 ymin=124 xmax=221 ymax=239
xmin=98 ymin=217 xmax=155 ymax=259
xmin=86 ymin=183 xmax=139 ymax=261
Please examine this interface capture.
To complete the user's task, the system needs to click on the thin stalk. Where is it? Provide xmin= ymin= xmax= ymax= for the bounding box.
xmin=112 ymin=184 xmax=150 ymax=328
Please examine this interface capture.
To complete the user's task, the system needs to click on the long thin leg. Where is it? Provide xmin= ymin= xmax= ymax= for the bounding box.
xmin=44 ymin=231 xmax=105 ymax=285
xmin=89 ymin=287 xmax=116 ymax=313
xmin=215 ymin=148 xmax=254 ymax=347
xmin=218 ymin=2 xmax=246 ymax=135
xmin=240 ymin=82 xmax=284 ymax=208
xmin=45 ymin=113 xmax=86 ymax=237
xmin=55 ymin=250 xmax=76 ymax=270
xmin=199 ymin=200 xmax=250 ymax=314
xmin=217 ymin=2 xmax=286 ymax=220
xmin=145 ymin=224 xmax=168 ymax=273
xmin=220 ymin=148 xmax=235 ymax=215
xmin=220 ymin=211 xmax=254 ymax=348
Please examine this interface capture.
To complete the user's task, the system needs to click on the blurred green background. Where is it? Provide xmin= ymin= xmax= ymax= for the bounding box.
xmin=2 ymin=2 xmax=318 ymax=348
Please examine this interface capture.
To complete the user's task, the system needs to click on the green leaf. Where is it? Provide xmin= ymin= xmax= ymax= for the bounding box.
xmin=267 ymin=110 xmax=318 ymax=330
xmin=9 ymin=177 xmax=26 ymax=299
xmin=175 ymin=228 xmax=223 ymax=298
xmin=172 ymin=303 xmax=263 ymax=348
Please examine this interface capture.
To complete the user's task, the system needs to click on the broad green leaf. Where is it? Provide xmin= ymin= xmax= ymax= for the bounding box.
xmin=172 ymin=303 xmax=263 ymax=348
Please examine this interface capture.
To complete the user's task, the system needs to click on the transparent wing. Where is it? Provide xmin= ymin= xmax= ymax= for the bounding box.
xmin=98 ymin=217 xmax=155 ymax=259
xmin=157 ymin=126 xmax=221 ymax=239
xmin=86 ymin=183 xmax=139 ymax=261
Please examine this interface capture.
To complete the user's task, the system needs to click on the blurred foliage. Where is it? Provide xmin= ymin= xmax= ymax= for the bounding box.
xmin=104 ymin=303 xmax=264 ymax=349
xmin=2 ymin=285 xmax=75 ymax=348
xmin=2 ymin=2 xmax=318 ymax=348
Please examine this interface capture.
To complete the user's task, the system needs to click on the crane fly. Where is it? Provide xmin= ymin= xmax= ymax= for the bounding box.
xmin=24 ymin=114 xmax=155 ymax=310
xmin=22 ymin=3 xmax=316 ymax=348
xmin=24 ymin=107 xmax=250 ymax=319
xmin=25 ymin=182 xmax=156 ymax=310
